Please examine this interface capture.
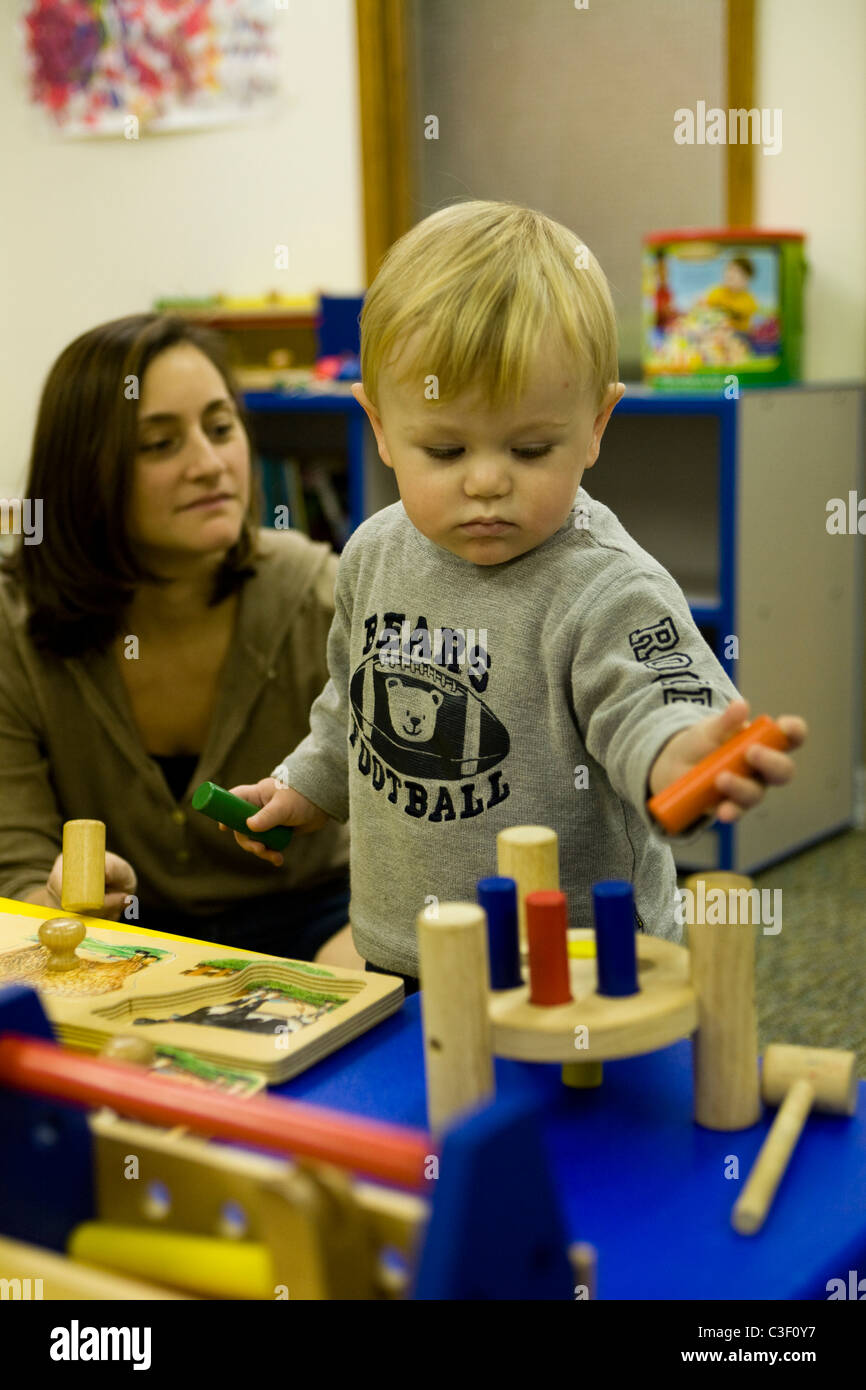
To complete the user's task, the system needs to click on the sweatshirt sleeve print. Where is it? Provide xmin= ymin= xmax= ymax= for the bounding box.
xmin=270 ymin=554 xmax=353 ymax=824
xmin=570 ymin=565 xmax=742 ymax=837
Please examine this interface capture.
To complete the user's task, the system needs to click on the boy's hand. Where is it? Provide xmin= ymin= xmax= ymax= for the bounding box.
xmin=221 ymin=778 xmax=332 ymax=867
xmin=648 ymin=699 xmax=808 ymax=825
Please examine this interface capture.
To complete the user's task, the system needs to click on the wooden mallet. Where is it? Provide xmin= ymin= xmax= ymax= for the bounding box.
xmin=731 ymin=1044 xmax=858 ymax=1235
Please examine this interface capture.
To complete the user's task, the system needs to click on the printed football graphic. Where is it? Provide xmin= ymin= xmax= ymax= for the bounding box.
xmin=349 ymin=657 xmax=509 ymax=779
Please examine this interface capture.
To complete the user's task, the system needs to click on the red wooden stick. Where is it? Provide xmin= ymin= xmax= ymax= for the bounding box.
xmin=0 ymin=1034 xmax=432 ymax=1190
xmin=526 ymin=891 xmax=573 ymax=1006
xmin=647 ymin=713 xmax=791 ymax=835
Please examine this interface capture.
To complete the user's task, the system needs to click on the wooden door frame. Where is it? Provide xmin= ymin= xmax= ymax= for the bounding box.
xmin=355 ymin=0 xmax=414 ymax=285
xmin=356 ymin=0 xmax=756 ymax=282
xmin=727 ymin=0 xmax=756 ymax=226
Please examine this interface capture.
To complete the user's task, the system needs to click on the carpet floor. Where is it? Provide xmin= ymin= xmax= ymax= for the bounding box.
xmin=681 ymin=827 xmax=866 ymax=1077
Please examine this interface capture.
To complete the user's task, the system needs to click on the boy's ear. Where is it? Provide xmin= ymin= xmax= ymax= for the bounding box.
xmin=585 ymin=382 xmax=625 ymax=468
xmin=351 ymin=383 xmax=393 ymax=469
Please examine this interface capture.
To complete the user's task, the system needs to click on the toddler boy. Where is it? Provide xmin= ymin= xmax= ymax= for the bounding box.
xmin=232 ymin=201 xmax=804 ymax=986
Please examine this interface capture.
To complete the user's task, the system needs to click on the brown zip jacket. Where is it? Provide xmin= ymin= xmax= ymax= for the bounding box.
xmin=0 ymin=528 xmax=348 ymax=915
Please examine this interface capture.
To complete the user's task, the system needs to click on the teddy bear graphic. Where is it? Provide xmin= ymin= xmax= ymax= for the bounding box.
xmin=349 ymin=657 xmax=509 ymax=780
xmin=385 ymin=676 xmax=443 ymax=740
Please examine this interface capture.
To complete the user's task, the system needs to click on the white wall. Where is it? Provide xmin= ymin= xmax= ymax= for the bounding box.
xmin=757 ymin=0 xmax=866 ymax=381
xmin=0 ymin=0 xmax=363 ymax=497
xmin=3 ymin=0 xmax=864 ymax=495
xmin=757 ymin=0 xmax=866 ymax=758
xmin=410 ymin=0 xmax=727 ymax=379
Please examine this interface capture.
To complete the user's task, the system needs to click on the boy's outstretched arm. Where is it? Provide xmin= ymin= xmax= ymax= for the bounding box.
xmin=572 ymin=562 xmax=803 ymax=841
xmin=648 ymin=699 xmax=808 ymax=824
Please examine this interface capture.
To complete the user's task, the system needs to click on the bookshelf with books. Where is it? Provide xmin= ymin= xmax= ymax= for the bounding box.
xmin=244 ymin=384 xmax=398 ymax=550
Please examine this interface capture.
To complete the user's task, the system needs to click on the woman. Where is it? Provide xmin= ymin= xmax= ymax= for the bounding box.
xmin=0 ymin=314 xmax=357 ymax=965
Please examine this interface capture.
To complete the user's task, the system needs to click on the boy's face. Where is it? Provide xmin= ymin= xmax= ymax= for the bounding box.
xmin=352 ymin=338 xmax=624 ymax=566
xmin=723 ymin=262 xmax=749 ymax=291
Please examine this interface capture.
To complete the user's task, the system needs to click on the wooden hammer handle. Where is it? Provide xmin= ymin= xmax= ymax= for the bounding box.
xmin=731 ymin=1077 xmax=814 ymax=1234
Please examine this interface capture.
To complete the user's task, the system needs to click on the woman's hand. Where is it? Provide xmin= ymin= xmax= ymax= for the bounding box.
xmin=35 ymin=851 xmax=139 ymax=921
xmin=648 ymin=699 xmax=808 ymax=824
xmin=223 ymin=777 xmax=332 ymax=868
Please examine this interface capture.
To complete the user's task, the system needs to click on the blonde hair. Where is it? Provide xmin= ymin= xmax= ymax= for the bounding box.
xmin=359 ymin=199 xmax=619 ymax=414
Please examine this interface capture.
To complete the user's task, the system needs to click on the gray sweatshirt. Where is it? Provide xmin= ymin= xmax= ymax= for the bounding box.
xmin=272 ymin=488 xmax=740 ymax=975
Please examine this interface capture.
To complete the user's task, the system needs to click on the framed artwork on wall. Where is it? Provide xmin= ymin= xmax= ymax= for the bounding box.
xmin=20 ymin=0 xmax=280 ymax=137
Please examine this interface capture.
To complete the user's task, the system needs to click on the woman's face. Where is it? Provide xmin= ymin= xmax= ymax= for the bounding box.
xmin=129 ymin=344 xmax=251 ymax=565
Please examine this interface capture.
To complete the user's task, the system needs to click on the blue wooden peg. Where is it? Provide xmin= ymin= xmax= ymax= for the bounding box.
xmin=593 ymin=880 xmax=639 ymax=997
xmin=477 ymin=876 xmax=522 ymax=990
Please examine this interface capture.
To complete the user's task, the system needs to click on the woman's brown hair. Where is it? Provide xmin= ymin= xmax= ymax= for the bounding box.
xmin=1 ymin=314 xmax=262 ymax=657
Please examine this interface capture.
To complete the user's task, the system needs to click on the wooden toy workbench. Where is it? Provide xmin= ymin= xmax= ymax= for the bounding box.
xmin=2 ymin=890 xmax=864 ymax=1300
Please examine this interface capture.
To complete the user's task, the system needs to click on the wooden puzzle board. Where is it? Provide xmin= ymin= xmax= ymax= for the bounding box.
xmin=0 ymin=911 xmax=403 ymax=1084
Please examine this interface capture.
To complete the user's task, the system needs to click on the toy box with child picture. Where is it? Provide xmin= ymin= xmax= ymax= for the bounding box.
xmin=642 ymin=228 xmax=806 ymax=390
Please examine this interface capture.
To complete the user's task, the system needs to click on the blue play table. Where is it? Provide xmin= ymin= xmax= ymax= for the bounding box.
xmin=276 ymin=994 xmax=866 ymax=1300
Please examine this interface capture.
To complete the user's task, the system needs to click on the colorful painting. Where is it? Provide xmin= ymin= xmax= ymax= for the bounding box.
xmin=20 ymin=0 xmax=280 ymax=136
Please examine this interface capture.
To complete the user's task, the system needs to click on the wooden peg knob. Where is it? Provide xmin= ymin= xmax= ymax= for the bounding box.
xmin=38 ymin=917 xmax=86 ymax=972
xmin=101 ymin=1035 xmax=157 ymax=1067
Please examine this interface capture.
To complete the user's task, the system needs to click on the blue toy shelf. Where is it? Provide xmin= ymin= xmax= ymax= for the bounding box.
xmin=596 ymin=384 xmax=863 ymax=874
